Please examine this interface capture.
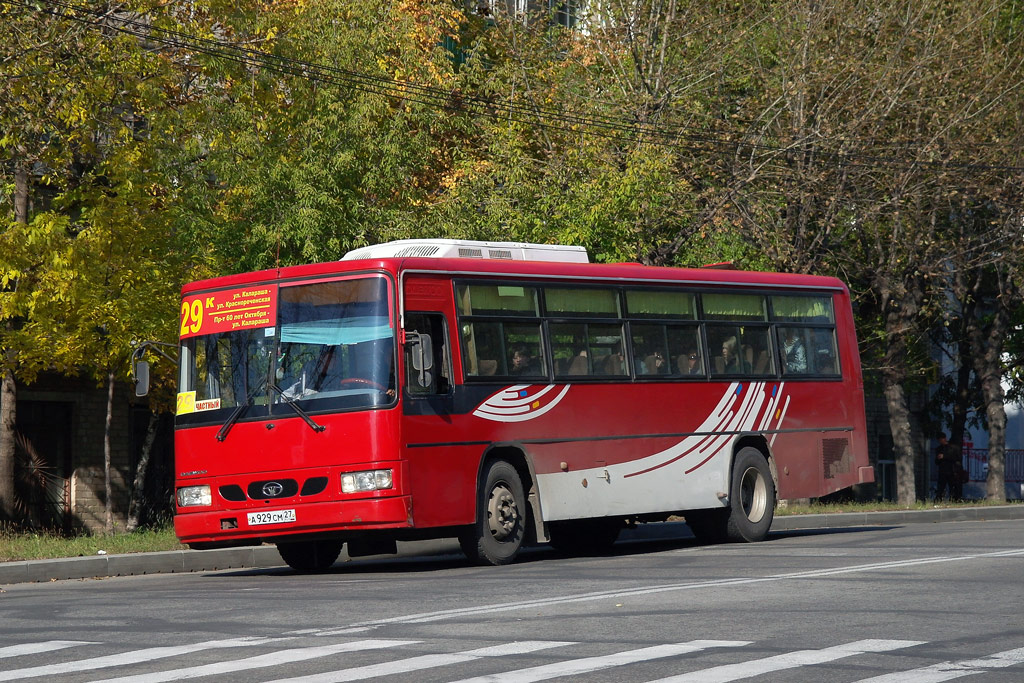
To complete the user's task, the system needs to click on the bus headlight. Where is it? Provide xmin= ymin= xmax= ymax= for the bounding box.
xmin=341 ymin=469 xmax=393 ymax=494
xmin=177 ymin=485 xmax=212 ymax=507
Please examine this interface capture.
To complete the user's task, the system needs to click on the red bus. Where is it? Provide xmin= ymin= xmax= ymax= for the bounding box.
xmin=169 ymin=239 xmax=872 ymax=570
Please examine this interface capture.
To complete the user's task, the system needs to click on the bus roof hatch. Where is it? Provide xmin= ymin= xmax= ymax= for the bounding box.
xmin=341 ymin=239 xmax=589 ymax=264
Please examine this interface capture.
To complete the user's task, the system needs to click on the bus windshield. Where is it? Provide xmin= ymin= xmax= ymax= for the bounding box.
xmin=178 ymin=275 xmax=395 ymax=419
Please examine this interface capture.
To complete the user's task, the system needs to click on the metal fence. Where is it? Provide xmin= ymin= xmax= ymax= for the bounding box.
xmin=964 ymin=448 xmax=1024 ymax=482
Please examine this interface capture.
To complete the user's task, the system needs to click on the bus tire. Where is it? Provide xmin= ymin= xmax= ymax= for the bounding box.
xmin=724 ymin=446 xmax=776 ymax=542
xmin=548 ymin=518 xmax=621 ymax=555
xmin=277 ymin=539 xmax=343 ymax=572
xmin=460 ymin=460 xmax=526 ymax=566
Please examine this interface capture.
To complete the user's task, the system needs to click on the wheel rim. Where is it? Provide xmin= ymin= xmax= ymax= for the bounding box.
xmin=739 ymin=466 xmax=768 ymax=523
xmin=486 ymin=482 xmax=519 ymax=541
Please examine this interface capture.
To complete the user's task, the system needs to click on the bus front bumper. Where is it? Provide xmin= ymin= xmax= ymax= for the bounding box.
xmin=174 ymin=495 xmax=414 ymax=545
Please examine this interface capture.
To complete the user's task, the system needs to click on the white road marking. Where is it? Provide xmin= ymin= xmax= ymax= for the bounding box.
xmin=264 ymin=640 xmax=574 ymax=683
xmin=449 ymin=640 xmax=750 ymax=683
xmin=0 ymin=637 xmax=280 ymax=681
xmin=853 ymin=646 xmax=1024 ymax=682
xmin=299 ymin=548 xmax=1024 ymax=635
xmin=649 ymin=638 xmax=925 ymax=683
xmin=90 ymin=640 xmax=419 ymax=683
xmin=0 ymin=641 xmax=94 ymax=658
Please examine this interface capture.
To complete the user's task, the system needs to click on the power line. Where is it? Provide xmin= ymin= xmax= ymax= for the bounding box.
xmin=6 ymin=0 xmax=1024 ymax=174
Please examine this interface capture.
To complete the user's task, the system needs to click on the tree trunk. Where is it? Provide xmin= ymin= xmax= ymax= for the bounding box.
xmin=948 ymin=295 xmax=976 ymax=458
xmin=965 ymin=265 xmax=1013 ymax=503
xmin=972 ymin=308 xmax=1009 ymax=503
xmin=880 ymin=280 xmax=925 ymax=506
xmin=0 ymin=162 xmax=30 ymax=521
xmin=882 ymin=323 xmax=918 ymax=506
xmin=980 ymin=373 xmax=1007 ymax=502
xmin=104 ymin=370 xmax=115 ymax=534
xmin=0 ymin=365 xmax=15 ymax=521
xmin=883 ymin=373 xmax=917 ymax=506
xmin=126 ymin=411 xmax=159 ymax=533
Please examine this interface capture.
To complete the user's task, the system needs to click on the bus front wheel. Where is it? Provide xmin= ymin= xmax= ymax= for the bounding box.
xmin=277 ymin=539 xmax=343 ymax=572
xmin=460 ymin=460 xmax=526 ymax=566
xmin=724 ymin=447 xmax=775 ymax=542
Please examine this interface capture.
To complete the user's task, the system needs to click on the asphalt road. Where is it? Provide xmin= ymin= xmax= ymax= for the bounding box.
xmin=2 ymin=516 xmax=1022 ymax=682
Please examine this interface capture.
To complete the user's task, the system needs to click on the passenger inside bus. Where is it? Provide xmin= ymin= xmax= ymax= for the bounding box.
xmin=719 ymin=336 xmax=747 ymax=373
xmin=509 ymin=345 xmax=542 ymax=375
xmin=565 ymin=348 xmax=589 ymax=376
xmin=640 ymin=350 xmax=667 ymax=375
xmin=680 ymin=349 xmax=703 ymax=375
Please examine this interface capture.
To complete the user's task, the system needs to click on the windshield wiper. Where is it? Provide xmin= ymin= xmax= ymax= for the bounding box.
xmin=216 ymin=378 xmax=267 ymax=442
xmin=270 ymin=383 xmax=326 ymax=433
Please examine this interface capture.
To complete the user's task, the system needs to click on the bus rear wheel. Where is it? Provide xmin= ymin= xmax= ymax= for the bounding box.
xmin=686 ymin=447 xmax=775 ymax=544
xmin=460 ymin=460 xmax=526 ymax=566
xmin=277 ymin=539 xmax=343 ymax=572
xmin=724 ymin=446 xmax=775 ymax=542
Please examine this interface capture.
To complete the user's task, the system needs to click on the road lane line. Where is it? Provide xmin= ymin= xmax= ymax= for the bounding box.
xmin=853 ymin=645 xmax=1024 ymax=682
xmin=263 ymin=640 xmax=575 ymax=683
xmin=0 ymin=641 xmax=94 ymax=658
xmin=448 ymin=640 xmax=750 ymax=683
xmin=90 ymin=640 xmax=419 ymax=683
xmin=300 ymin=548 xmax=1024 ymax=635
xmin=0 ymin=637 xmax=282 ymax=681
xmin=648 ymin=638 xmax=924 ymax=683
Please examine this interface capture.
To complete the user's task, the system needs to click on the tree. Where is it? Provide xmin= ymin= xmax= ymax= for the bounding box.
xmin=0 ymin=1 xmax=207 ymax=529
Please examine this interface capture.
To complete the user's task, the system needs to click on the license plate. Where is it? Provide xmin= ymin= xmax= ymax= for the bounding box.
xmin=247 ymin=509 xmax=296 ymax=526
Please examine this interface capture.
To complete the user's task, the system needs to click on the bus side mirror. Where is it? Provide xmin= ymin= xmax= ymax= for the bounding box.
xmin=407 ymin=332 xmax=434 ymax=388
xmin=134 ymin=360 xmax=150 ymax=397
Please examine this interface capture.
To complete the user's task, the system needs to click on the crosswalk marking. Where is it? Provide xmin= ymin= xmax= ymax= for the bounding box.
xmin=0 ymin=641 xmax=94 ymax=659
xmin=648 ymin=639 xmax=925 ymax=683
xmin=3 ymin=634 xmax=1022 ymax=683
xmin=263 ymin=640 xmax=575 ymax=683
xmin=449 ymin=640 xmax=750 ymax=683
xmin=90 ymin=640 xmax=419 ymax=683
xmin=853 ymin=646 xmax=1024 ymax=682
xmin=0 ymin=637 xmax=281 ymax=681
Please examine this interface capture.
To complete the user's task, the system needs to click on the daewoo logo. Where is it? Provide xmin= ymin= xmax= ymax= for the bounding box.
xmin=261 ymin=482 xmax=285 ymax=497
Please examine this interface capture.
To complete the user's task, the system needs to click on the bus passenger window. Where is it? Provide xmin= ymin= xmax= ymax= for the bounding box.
xmin=739 ymin=327 xmax=774 ymax=376
xmin=666 ymin=326 xmax=702 ymax=377
xmin=810 ymin=329 xmax=839 ymax=375
xmin=461 ymin=321 xmax=505 ymax=377
xmin=631 ymin=324 xmax=669 ymax=376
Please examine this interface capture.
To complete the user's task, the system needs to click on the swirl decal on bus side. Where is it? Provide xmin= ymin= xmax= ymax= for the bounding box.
xmin=472 ymin=384 xmax=572 ymax=423
xmin=623 ymin=381 xmax=789 ymax=477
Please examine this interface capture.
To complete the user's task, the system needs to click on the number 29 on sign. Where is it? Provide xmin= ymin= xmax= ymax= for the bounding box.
xmin=180 ymin=298 xmax=204 ymax=336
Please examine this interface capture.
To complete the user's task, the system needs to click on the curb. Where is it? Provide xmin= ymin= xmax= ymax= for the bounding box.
xmin=770 ymin=504 xmax=1024 ymax=530
xmin=2 ymin=505 xmax=1022 ymax=586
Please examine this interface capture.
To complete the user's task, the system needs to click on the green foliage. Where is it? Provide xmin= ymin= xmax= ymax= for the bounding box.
xmin=0 ymin=0 xmax=1021 ymax=459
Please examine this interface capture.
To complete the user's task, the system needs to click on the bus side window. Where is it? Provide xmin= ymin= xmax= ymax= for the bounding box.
xmin=405 ymin=313 xmax=451 ymax=395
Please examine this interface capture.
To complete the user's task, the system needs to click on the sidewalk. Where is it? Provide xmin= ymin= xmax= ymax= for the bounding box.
xmin=2 ymin=505 xmax=1021 ymax=586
